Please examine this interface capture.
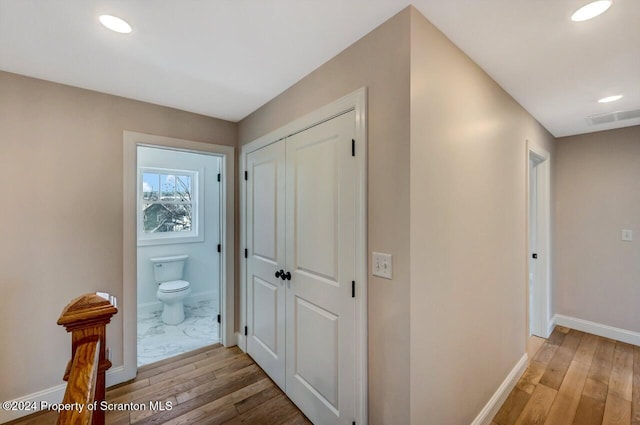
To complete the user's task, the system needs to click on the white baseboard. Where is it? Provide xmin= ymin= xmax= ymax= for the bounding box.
xmin=236 ymin=331 xmax=246 ymax=352
xmin=137 ymin=290 xmax=218 ymax=316
xmin=0 ymin=366 xmax=126 ymax=424
xmin=553 ymin=314 xmax=640 ymax=346
xmin=0 ymin=382 xmax=66 ymax=423
xmin=470 ymin=353 xmax=529 ymax=425
xmin=137 ymin=299 xmax=162 ymax=316
xmin=547 ymin=315 xmax=557 ymax=338
xmin=106 ymin=365 xmax=126 ymax=387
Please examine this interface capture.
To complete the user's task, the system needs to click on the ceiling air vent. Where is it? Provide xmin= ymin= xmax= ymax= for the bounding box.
xmin=587 ymin=108 xmax=640 ymax=126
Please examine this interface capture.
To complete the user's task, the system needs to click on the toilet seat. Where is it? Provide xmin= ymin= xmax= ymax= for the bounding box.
xmin=159 ymin=280 xmax=190 ymax=293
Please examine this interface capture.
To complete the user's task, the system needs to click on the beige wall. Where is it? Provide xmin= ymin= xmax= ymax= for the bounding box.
xmin=408 ymin=8 xmax=555 ymax=424
xmin=238 ymin=6 xmax=559 ymax=423
xmin=555 ymin=126 xmax=640 ymax=332
xmin=1 ymin=5 xmax=573 ymax=421
xmin=0 ymin=71 xmax=236 ymax=401
xmin=239 ymin=9 xmax=412 ymax=424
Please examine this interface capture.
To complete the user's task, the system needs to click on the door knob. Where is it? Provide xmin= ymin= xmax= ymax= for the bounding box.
xmin=284 ymin=271 xmax=291 ymax=281
xmin=275 ymin=270 xmax=283 ymax=278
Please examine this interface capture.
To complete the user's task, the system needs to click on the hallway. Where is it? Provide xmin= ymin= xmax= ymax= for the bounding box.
xmin=494 ymin=326 xmax=639 ymax=425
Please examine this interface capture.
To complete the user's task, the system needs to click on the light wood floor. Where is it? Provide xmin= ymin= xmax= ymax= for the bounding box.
xmin=8 ymin=344 xmax=311 ymax=425
xmin=9 ymin=327 xmax=639 ymax=425
xmin=493 ymin=326 xmax=640 ymax=425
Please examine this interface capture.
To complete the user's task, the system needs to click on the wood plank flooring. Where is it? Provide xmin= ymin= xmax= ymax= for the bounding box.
xmin=494 ymin=326 xmax=640 ymax=425
xmin=7 ymin=344 xmax=311 ymax=425
xmin=8 ymin=327 xmax=639 ymax=425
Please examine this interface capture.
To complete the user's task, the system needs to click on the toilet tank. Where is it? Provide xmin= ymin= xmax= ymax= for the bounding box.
xmin=150 ymin=254 xmax=188 ymax=283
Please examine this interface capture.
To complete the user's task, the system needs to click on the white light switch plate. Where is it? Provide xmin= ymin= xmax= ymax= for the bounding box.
xmin=372 ymin=252 xmax=392 ymax=279
xmin=622 ymin=229 xmax=633 ymax=241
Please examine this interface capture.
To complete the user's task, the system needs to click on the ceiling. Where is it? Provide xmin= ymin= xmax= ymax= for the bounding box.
xmin=1 ymin=1 xmax=638 ymax=137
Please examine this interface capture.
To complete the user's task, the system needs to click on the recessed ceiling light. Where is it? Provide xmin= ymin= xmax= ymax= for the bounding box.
xmin=598 ymin=94 xmax=623 ymax=103
xmin=571 ymin=1 xmax=612 ymax=22
xmin=99 ymin=15 xmax=132 ymax=34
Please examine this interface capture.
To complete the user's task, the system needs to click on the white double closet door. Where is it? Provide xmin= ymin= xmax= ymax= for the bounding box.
xmin=246 ymin=111 xmax=357 ymax=425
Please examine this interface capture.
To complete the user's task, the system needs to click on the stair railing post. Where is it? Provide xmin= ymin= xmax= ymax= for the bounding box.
xmin=57 ymin=293 xmax=118 ymax=425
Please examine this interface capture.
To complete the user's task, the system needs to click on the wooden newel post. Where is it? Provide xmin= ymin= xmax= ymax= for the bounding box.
xmin=57 ymin=293 xmax=118 ymax=425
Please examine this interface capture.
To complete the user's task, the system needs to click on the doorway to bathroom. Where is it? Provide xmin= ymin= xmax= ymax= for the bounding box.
xmin=121 ymin=131 xmax=235 ymax=384
xmin=136 ymin=145 xmax=222 ymax=367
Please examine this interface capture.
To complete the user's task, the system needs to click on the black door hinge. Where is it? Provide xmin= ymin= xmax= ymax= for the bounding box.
xmin=244 ymin=326 xmax=248 ymax=336
xmin=352 ymin=281 xmax=355 ymax=298
xmin=217 ymin=314 xmax=221 ymax=324
xmin=532 ymin=253 xmax=538 ymax=259
xmin=351 ymin=139 xmax=355 ymax=157
xmin=217 ymin=244 xmax=221 ymax=253
xmin=217 ymin=173 xmax=221 ymax=182
xmin=244 ymin=171 xmax=248 ymax=180
xmin=244 ymin=248 xmax=248 ymax=258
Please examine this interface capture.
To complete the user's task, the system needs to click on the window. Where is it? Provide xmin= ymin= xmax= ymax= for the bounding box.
xmin=138 ymin=168 xmax=201 ymax=244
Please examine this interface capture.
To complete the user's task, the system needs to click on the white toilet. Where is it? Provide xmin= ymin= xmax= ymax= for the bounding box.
xmin=150 ymin=254 xmax=191 ymax=325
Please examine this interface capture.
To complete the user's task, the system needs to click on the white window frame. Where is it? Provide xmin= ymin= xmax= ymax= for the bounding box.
xmin=137 ymin=166 xmax=205 ymax=246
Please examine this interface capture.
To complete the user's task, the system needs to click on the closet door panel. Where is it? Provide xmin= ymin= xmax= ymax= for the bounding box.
xmin=294 ymin=136 xmax=339 ymax=281
xmin=285 ymin=111 xmax=357 ymax=425
xmin=246 ymin=140 xmax=286 ymax=389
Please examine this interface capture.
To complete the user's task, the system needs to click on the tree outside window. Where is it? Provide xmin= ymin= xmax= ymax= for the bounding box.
xmin=141 ymin=171 xmax=195 ymax=234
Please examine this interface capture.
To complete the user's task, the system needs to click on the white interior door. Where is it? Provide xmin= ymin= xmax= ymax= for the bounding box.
xmin=528 ymin=147 xmax=550 ymax=339
xmin=529 ymin=159 xmax=538 ymax=336
xmin=246 ymin=140 xmax=287 ymax=389
xmin=285 ymin=111 xmax=357 ymax=425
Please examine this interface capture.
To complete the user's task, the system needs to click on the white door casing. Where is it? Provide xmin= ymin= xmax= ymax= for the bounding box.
xmin=285 ymin=111 xmax=357 ymax=424
xmin=246 ymin=140 xmax=287 ymax=388
xmin=529 ymin=159 xmax=537 ymax=335
xmin=527 ymin=142 xmax=551 ymax=339
xmin=240 ymin=88 xmax=367 ymax=425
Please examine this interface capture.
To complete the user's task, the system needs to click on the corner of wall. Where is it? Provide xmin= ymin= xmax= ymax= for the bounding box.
xmin=407 ymin=6 xmax=554 ymax=424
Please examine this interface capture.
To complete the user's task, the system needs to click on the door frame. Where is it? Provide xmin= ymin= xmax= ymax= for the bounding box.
xmin=122 ymin=131 xmax=235 ymax=383
xmin=526 ymin=141 xmax=551 ymax=339
xmin=239 ymin=87 xmax=368 ymax=424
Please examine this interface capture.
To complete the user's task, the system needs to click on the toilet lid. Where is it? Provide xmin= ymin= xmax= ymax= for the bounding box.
xmin=159 ymin=280 xmax=190 ymax=293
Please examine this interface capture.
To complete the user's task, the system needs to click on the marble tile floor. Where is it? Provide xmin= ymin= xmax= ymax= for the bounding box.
xmin=137 ymin=299 xmax=219 ymax=367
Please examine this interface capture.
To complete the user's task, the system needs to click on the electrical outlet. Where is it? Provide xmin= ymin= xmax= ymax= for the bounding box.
xmin=622 ymin=229 xmax=633 ymax=242
xmin=372 ymin=252 xmax=392 ymax=279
